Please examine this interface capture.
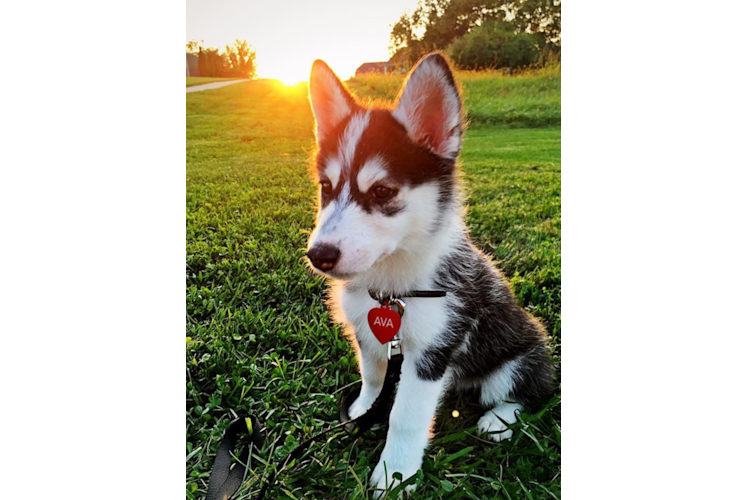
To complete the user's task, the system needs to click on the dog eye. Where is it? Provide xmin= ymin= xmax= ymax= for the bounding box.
xmin=320 ymin=181 xmax=332 ymax=194
xmin=372 ymin=185 xmax=396 ymax=200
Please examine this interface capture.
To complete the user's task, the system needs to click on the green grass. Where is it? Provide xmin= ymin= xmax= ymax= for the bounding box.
xmin=348 ymin=68 xmax=560 ymax=128
xmin=187 ymin=75 xmax=560 ymax=499
xmin=187 ymin=76 xmax=241 ymax=87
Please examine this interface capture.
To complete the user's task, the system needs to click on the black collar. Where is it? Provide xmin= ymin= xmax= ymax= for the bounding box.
xmin=368 ymin=289 xmax=447 ymax=303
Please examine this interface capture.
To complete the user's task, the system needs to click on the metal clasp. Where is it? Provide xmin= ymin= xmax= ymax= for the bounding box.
xmin=388 ymin=334 xmax=402 ymax=360
xmin=387 ymin=297 xmax=406 ymax=359
xmin=390 ymin=297 xmax=406 ymax=317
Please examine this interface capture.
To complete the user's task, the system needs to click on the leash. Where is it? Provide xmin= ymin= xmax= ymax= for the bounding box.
xmin=205 ymin=416 xmax=263 ymax=500
xmin=203 ymin=289 xmax=446 ymax=500
xmin=205 ymin=355 xmax=403 ymax=500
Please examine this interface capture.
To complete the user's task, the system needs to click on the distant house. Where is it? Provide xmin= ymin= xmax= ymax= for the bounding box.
xmin=355 ymin=61 xmax=400 ymax=75
xmin=186 ymin=53 xmax=200 ymax=77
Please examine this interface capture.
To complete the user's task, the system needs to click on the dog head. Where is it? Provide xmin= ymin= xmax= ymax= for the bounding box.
xmin=306 ymin=53 xmax=463 ymax=280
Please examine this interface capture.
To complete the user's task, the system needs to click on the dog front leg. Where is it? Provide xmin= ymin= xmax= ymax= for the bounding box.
xmin=348 ymin=336 xmax=387 ymax=419
xmin=371 ymin=355 xmax=448 ymax=497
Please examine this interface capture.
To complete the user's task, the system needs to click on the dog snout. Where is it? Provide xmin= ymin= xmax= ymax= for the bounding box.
xmin=307 ymin=244 xmax=341 ymax=272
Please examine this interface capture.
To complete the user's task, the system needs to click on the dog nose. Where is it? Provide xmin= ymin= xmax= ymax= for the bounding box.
xmin=307 ymin=244 xmax=340 ymax=271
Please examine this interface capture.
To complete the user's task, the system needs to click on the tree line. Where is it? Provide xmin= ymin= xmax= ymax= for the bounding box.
xmin=390 ymin=0 xmax=560 ymax=71
xmin=186 ymin=39 xmax=257 ymax=79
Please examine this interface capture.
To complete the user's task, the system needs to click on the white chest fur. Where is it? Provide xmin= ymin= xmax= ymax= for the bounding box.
xmin=331 ymin=283 xmax=452 ymax=361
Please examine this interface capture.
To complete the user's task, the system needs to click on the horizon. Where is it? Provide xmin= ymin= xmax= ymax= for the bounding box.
xmin=186 ymin=0 xmax=420 ymax=83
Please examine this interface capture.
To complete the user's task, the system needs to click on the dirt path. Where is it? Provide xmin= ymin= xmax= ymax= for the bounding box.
xmin=186 ymin=80 xmax=248 ymax=93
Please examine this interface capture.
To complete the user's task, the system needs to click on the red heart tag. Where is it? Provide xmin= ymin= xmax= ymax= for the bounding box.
xmin=368 ymin=304 xmax=402 ymax=344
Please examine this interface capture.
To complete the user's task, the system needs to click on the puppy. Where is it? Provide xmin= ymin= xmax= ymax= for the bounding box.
xmin=305 ymin=53 xmax=554 ymax=496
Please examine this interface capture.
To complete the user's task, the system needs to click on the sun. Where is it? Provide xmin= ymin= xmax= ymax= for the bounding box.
xmin=273 ymin=68 xmax=307 ymax=86
xmin=256 ymin=52 xmax=359 ymax=87
xmin=257 ymin=53 xmax=310 ymax=86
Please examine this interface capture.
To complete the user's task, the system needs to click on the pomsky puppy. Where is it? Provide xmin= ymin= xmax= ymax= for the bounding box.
xmin=305 ymin=53 xmax=554 ymax=496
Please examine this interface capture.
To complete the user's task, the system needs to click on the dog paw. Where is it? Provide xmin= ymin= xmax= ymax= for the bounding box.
xmin=477 ymin=412 xmax=513 ymax=442
xmin=370 ymin=455 xmax=420 ymax=498
xmin=478 ymin=403 xmax=524 ymax=442
xmin=348 ymin=391 xmax=377 ymax=419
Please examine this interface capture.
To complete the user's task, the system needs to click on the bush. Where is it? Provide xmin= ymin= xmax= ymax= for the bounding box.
xmin=449 ymin=21 xmax=540 ymax=71
xmin=501 ymin=34 xmax=541 ymax=68
xmin=197 ymin=48 xmax=227 ymax=78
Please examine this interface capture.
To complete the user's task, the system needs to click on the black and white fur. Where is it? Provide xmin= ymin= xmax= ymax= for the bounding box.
xmin=306 ymin=53 xmax=554 ymax=496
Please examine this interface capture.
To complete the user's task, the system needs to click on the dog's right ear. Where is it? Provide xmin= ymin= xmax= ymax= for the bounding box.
xmin=309 ymin=60 xmax=356 ymax=144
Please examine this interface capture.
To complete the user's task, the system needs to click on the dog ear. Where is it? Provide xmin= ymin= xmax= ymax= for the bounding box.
xmin=393 ymin=53 xmax=463 ymax=159
xmin=309 ymin=60 xmax=357 ymax=143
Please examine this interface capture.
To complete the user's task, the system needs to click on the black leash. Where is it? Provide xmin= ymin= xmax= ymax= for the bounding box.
xmin=204 ymin=289 xmax=446 ymax=500
xmin=205 ymin=355 xmax=403 ymax=500
xmin=205 ymin=416 xmax=263 ymax=500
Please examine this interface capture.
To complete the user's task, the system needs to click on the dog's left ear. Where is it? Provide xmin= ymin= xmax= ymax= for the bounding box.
xmin=393 ymin=53 xmax=463 ymax=159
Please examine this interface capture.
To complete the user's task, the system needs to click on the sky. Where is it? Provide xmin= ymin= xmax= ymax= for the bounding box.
xmin=186 ymin=0 xmax=421 ymax=83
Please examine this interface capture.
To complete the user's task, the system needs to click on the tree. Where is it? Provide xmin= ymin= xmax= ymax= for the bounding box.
xmin=507 ymin=0 xmax=561 ymax=49
xmin=186 ymin=39 xmax=203 ymax=55
xmin=224 ymin=39 xmax=257 ymax=79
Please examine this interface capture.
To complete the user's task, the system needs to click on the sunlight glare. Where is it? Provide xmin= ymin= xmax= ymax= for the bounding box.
xmin=187 ymin=0 xmax=421 ymax=82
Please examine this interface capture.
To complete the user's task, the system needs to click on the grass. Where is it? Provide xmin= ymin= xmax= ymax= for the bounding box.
xmin=348 ymin=68 xmax=560 ymax=128
xmin=187 ymin=72 xmax=560 ymax=499
xmin=187 ymin=76 xmax=242 ymax=87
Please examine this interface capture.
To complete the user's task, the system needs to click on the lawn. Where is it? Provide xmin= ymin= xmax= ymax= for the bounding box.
xmin=187 ymin=70 xmax=560 ymax=499
xmin=348 ymin=68 xmax=560 ymax=128
xmin=187 ymin=76 xmax=241 ymax=87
